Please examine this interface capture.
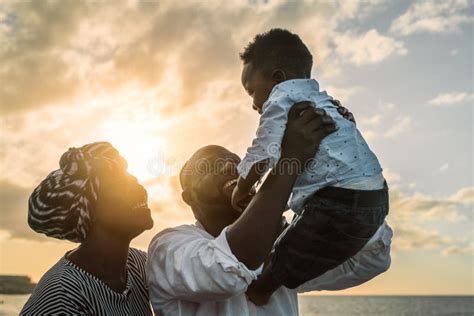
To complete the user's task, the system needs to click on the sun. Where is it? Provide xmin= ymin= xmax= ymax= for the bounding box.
xmin=100 ymin=118 xmax=165 ymax=182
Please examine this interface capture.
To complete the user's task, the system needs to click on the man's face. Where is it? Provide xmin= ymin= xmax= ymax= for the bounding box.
xmin=185 ymin=146 xmax=240 ymax=203
xmin=182 ymin=146 xmax=246 ymax=225
xmin=241 ymin=62 xmax=276 ymax=114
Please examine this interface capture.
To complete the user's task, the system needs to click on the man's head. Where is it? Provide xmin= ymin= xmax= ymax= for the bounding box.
xmin=180 ymin=145 xmax=245 ymax=236
xmin=240 ymin=28 xmax=313 ymax=113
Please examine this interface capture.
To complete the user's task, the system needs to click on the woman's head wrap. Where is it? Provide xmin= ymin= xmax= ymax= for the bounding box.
xmin=28 ymin=142 xmax=128 ymax=242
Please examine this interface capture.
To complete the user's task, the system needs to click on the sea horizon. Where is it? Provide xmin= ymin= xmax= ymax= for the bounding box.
xmin=2 ymin=294 xmax=473 ymax=316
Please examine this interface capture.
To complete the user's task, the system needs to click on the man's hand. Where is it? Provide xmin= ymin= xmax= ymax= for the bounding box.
xmin=281 ymin=101 xmax=337 ymax=167
xmin=332 ymin=99 xmax=356 ymax=124
xmin=231 ymin=185 xmax=254 ymax=212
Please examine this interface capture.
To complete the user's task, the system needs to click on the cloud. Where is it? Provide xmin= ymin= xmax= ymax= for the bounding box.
xmin=0 ymin=0 xmax=398 ymax=115
xmin=381 ymin=103 xmax=395 ymax=111
xmin=392 ymin=224 xmax=452 ymax=251
xmin=333 ymin=29 xmax=407 ymax=66
xmin=382 ymin=170 xmax=472 ymax=254
xmin=334 ymin=0 xmax=389 ymax=20
xmin=324 ymin=85 xmax=362 ymax=103
xmin=0 ymin=1 xmax=240 ymax=114
xmin=389 ymin=186 xmax=471 ymax=223
xmin=384 ymin=116 xmax=412 ymax=138
xmin=390 ymin=0 xmax=474 ymax=36
xmin=360 ymin=114 xmax=382 ymax=127
xmin=0 ymin=180 xmax=48 ymax=241
xmin=442 ymin=242 xmax=474 ymax=256
xmin=355 ymin=102 xmax=415 ymax=142
xmin=383 ymin=169 xmax=401 ymax=185
xmin=357 ymin=103 xmax=400 ymax=141
xmin=0 ymin=1 xmax=90 ymax=114
xmin=439 ymin=163 xmax=449 ymax=172
xmin=428 ymin=92 xmax=474 ymax=106
xmin=0 ymin=0 xmax=353 ymax=115
xmin=449 ymin=187 xmax=474 ymax=204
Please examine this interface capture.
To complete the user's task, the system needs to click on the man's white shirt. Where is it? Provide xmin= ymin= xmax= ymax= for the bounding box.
xmin=147 ymin=220 xmax=392 ymax=316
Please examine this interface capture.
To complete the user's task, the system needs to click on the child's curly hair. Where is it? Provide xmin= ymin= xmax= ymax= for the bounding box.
xmin=240 ymin=28 xmax=313 ymax=78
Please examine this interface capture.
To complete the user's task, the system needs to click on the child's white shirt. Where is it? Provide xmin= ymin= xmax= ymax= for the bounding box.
xmin=238 ymin=79 xmax=384 ymax=213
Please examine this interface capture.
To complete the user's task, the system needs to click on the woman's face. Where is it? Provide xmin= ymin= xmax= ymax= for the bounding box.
xmin=94 ymin=168 xmax=154 ymax=239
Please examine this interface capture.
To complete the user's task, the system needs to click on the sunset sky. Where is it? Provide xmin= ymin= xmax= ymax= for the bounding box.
xmin=1 ymin=0 xmax=472 ymax=295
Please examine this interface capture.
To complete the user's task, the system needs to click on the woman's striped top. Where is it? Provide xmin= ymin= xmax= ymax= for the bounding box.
xmin=21 ymin=248 xmax=152 ymax=315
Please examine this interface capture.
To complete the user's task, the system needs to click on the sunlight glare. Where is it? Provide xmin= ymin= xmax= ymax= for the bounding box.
xmin=101 ymin=118 xmax=164 ymax=182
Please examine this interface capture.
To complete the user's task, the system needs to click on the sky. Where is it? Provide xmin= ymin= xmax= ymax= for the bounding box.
xmin=0 ymin=0 xmax=473 ymax=295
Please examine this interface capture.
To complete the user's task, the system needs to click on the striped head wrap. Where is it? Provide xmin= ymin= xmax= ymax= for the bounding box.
xmin=28 ymin=142 xmax=128 ymax=242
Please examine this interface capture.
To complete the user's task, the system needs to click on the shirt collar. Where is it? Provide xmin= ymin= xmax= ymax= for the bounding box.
xmin=262 ymin=79 xmax=322 ymax=113
xmin=272 ymin=78 xmax=320 ymax=94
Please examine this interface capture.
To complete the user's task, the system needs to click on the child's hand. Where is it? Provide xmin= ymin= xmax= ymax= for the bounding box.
xmin=231 ymin=185 xmax=254 ymax=212
xmin=332 ymin=99 xmax=356 ymax=125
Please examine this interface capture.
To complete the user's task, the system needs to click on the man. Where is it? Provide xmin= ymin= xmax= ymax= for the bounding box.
xmin=147 ymin=103 xmax=392 ymax=315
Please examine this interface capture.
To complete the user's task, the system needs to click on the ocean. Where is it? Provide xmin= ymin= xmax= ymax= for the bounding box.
xmin=1 ymin=294 xmax=473 ymax=315
xmin=298 ymin=296 xmax=474 ymax=315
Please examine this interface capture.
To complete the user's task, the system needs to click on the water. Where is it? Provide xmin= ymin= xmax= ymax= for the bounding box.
xmin=0 ymin=295 xmax=29 ymax=316
xmin=1 ymin=294 xmax=473 ymax=315
xmin=298 ymin=296 xmax=474 ymax=315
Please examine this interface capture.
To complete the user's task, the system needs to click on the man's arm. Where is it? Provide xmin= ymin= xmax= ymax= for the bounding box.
xmin=297 ymin=221 xmax=393 ymax=293
xmin=227 ymin=103 xmax=337 ymax=270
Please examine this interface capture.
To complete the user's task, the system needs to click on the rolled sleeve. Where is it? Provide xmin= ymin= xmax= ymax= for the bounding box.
xmin=213 ymin=226 xmax=262 ymax=283
xmin=147 ymin=226 xmax=261 ymax=304
xmin=297 ymin=221 xmax=393 ymax=293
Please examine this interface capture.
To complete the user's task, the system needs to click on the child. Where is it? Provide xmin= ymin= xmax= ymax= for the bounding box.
xmin=231 ymin=29 xmax=389 ymax=299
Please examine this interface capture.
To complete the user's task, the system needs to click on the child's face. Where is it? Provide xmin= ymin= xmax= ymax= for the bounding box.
xmin=241 ymin=62 xmax=276 ymax=114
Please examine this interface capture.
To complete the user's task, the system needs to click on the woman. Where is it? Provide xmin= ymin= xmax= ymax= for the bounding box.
xmin=21 ymin=142 xmax=154 ymax=315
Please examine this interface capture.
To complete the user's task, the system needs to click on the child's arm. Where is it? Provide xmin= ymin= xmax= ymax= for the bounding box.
xmin=236 ymin=98 xmax=296 ymax=198
xmin=232 ymin=160 xmax=268 ymax=211
xmin=235 ymin=96 xmax=319 ymax=212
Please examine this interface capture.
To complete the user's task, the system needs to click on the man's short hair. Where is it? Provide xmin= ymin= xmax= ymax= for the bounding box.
xmin=239 ymin=28 xmax=313 ymax=77
xmin=179 ymin=145 xmax=227 ymax=192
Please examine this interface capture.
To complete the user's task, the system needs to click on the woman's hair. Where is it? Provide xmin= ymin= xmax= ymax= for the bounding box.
xmin=28 ymin=142 xmax=127 ymax=242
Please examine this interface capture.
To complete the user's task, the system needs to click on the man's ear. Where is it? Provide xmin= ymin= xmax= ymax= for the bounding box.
xmin=271 ymin=69 xmax=287 ymax=83
xmin=181 ymin=190 xmax=193 ymax=206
